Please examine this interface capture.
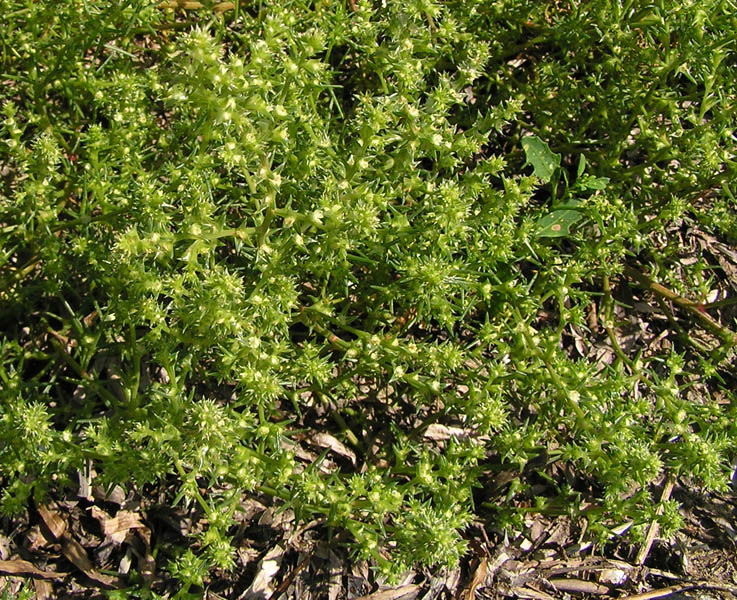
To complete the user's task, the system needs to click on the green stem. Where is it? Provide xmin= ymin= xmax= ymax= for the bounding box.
xmin=51 ymin=207 xmax=129 ymax=232
xmin=512 ymin=306 xmax=589 ymax=426
xmin=602 ymin=275 xmax=634 ymax=368
xmin=702 ymin=297 xmax=737 ymax=310
xmin=329 ymin=406 xmax=361 ymax=449
xmin=173 ymin=457 xmax=212 ymax=517
xmin=654 ymin=296 xmax=712 ymax=354
xmin=47 ymin=331 xmax=119 ymax=407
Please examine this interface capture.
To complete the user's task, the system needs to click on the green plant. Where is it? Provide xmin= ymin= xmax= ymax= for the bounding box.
xmin=1 ymin=0 xmax=736 ymax=591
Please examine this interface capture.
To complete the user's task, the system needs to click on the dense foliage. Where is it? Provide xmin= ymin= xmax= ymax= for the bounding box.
xmin=1 ymin=0 xmax=736 ymax=593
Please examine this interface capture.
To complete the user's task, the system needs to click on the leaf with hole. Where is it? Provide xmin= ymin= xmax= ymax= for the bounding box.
xmin=535 ymin=209 xmax=584 ymax=238
xmin=522 ymin=136 xmax=561 ymax=183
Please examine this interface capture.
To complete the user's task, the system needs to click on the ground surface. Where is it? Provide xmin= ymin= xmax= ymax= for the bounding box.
xmin=1 ymin=466 xmax=736 ymax=599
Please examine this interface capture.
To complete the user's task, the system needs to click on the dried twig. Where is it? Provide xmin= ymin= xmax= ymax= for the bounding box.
xmin=619 ymin=581 xmax=737 ymax=600
xmin=353 ymin=585 xmax=421 ymax=600
xmin=267 ymin=551 xmax=314 ymax=600
xmin=459 ymin=555 xmax=488 ymax=600
xmin=636 ymin=477 xmax=675 ymax=565
xmin=0 ymin=559 xmax=67 ymax=580
xmin=545 ymin=578 xmax=611 ymax=595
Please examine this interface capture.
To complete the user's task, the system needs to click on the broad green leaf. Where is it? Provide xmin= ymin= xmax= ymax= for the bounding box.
xmin=577 ymin=154 xmax=587 ymax=179
xmin=556 ymin=198 xmax=584 ymax=210
xmin=522 ymin=135 xmax=561 ymax=183
xmin=581 ymin=176 xmax=609 ymax=190
xmin=535 ymin=209 xmax=584 ymax=238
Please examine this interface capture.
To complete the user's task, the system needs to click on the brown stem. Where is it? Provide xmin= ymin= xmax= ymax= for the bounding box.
xmin=623 ymin=266 xmax=737 ymax=347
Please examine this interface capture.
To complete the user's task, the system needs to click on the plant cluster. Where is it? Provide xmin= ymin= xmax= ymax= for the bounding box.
xmin=1 ymin=0 xmax=736 ymax=592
